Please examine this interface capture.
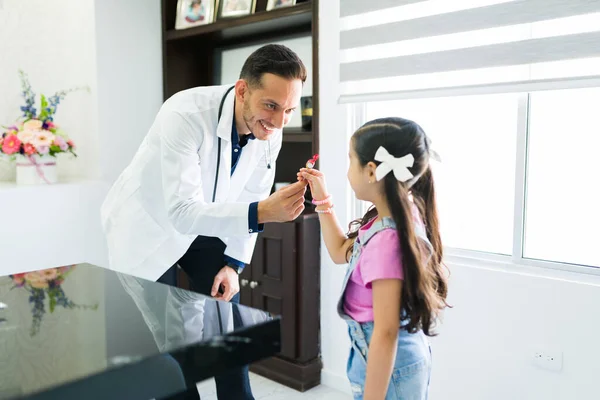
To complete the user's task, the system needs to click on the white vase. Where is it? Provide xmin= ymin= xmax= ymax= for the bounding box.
xmin=0 ymin=157 xmax=16 ymax=182
xmin=15 ymin=154 xmax=58 ymax=185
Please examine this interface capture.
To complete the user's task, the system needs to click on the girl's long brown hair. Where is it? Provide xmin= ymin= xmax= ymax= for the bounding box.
xmin=346 ymin=117 xmax=449 ymax=336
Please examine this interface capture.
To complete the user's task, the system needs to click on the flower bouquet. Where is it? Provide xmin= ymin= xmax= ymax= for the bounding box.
xmin=9 ymin=265 xmax=98 ymax=336
xmin=0 ymin=70 xmax=86 ymax=185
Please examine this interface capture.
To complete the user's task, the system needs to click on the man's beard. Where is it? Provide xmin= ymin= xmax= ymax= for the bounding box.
xmin=242 ymin=101 xmax=255 ymax=135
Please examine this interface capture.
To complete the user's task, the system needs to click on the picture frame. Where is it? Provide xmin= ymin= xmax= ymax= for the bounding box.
xmin=266 ymin=0 xmax=297 ymax=11
xmin=175 ymin=0 xmax=216 ymax=30
xmin=218 ymin=0 xmax=256 ymax=19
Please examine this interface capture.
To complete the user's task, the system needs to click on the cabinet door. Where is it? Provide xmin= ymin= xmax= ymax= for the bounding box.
xmin=250 ymin=221 xmax=297 ymax=360
xmin=239 ymin=263 xmax=253 ymax=307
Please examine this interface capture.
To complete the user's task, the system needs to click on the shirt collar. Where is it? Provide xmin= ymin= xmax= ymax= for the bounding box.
xmin=231 ymin=115 xmax=255 ymax=148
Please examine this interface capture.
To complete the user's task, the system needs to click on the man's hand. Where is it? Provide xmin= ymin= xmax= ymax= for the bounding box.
xmin=211 ymin=266 xmax=240 ymax=302
xmin=257 ymin=180 xmax=307 ymax=223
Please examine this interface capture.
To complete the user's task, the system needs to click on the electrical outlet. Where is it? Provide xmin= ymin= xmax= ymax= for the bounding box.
xmin=532 ymin=349 xmax=563 ymax=372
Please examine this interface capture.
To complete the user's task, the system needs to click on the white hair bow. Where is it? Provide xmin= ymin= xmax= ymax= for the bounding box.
xmin=374 ymin=146 xmax=414 ymax=182
xmin=426 ymin=136 xmax=442 ymax=162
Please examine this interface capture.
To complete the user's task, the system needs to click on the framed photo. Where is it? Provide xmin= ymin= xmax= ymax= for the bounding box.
xmin=218 ymin=0 xmax=256 ymax=18
xmin=266 ymin=0 xmax=297 ymax=11
xmin=175 ymin=0 xmax=216 ymax=30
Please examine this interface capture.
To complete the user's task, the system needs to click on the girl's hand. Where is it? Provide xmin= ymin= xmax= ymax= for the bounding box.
xmin=297 ymin=168 xmax=329 ymax=201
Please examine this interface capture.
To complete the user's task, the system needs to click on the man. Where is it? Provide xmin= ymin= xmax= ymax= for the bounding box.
xmin=100 ymin=44 xmax=308 ymax=399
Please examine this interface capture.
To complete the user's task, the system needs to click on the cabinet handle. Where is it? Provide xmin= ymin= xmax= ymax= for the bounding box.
xmin=249 ymin=281 xmax=259 ymax=289
xmin=241 ymin=279 xmax=249 ymax=287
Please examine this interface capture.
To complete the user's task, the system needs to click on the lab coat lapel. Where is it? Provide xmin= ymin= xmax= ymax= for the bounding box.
xmin=212 ymin=87 xmax=235 ymax=202
xmin=216 ymin=86 xmax=235 ymax=141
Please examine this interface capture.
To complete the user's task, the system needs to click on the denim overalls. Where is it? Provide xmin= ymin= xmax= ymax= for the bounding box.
xmin=336 ymin=217 xmax=432 ymax=399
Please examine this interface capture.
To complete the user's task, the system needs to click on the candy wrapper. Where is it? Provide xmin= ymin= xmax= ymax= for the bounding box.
xmin=305 ymin=154 xmax=319 ymax=169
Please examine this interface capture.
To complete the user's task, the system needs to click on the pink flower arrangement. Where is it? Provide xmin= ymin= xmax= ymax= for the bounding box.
xmin=0 ymin=119 xmax=76 ymax=158
xmin=0 ymin=70 xmax=84 ymax=160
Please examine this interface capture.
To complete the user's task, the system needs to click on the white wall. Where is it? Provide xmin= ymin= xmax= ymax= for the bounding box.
xmin=317 ymin=0 xmax=353 ymax=394
xmin=0 ymin=0 xmax=99 ymax=180
xmin=218 ymin=36 xmax=313 ymax=128
xmin=429 ymin=261 xmax=600 ymax=400
xmin=94 ymin=0 xmax=163 ymax=184
xmin=0 ymin=0 xmax=163 ymax=272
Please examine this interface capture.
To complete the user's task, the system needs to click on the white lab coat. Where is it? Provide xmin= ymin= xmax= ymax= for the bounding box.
xmin=101 ymin=84 xmax=282 ymax=281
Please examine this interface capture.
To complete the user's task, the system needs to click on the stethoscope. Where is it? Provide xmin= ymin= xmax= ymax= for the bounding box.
xmin=212 ymin=86 xmax=272 ymax=202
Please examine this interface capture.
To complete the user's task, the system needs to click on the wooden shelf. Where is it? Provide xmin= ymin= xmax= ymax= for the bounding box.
xmin=162 ymin=0 xmax=321 ymax=391
xmin=283 ymin=127 xmax=312 ymax=143
xmin=166 ymin=2 xmax=312 ymax=43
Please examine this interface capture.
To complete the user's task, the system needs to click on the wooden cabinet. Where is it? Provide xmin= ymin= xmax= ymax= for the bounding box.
xmin=240 ymin=213 xmax=321 ymax=391
xmin=162 ymin=0 xmax=322 ymax=392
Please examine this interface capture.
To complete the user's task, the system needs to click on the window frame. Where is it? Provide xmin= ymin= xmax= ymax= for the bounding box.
xmin=347 ymin=88 xmax=600 ymax=276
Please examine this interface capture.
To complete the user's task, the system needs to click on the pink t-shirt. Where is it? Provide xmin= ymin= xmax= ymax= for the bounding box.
xmin=343 ymin=218 xmax=404 ymax=323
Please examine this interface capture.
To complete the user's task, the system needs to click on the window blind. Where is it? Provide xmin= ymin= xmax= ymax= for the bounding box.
xmin=339 ymin=0 xmax=600 ymax=102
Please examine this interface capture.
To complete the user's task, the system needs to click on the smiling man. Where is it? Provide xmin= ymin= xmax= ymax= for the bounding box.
xmin=100 ymin=44 xmax=308 ymax=400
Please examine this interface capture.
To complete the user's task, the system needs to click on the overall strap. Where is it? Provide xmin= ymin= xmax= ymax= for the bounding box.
xmin=359 ymin=217 xmax=397 ymax=245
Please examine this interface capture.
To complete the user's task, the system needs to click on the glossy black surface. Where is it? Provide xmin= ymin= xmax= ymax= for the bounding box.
xmin=0 ymin=264 xmax=280 ymax=400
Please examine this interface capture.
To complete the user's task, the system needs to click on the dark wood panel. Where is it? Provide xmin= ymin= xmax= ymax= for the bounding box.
xmin=265 ymin=237 xmax=283 ymax=278
xmin=295 ymin=214 xmax=321 ymax=363
xmin=164 ymin=40 xmax=215 ymax=98
xmin=264 ymin=295 xmax=282 ymax=316
xmin=282 ymin=134 xmax=311 ymax=143
xmin=239 ymin=263 xmax=253 ymax=307
xmin=251 ymin=222 xmax=297 ymax=359
xmin=283 ymin=127 xmax=311 ymax=135
xmin=283 ymin=128 xmax=312 ymax=143
xmin=163 ymin=0 xmax=178 ymax=31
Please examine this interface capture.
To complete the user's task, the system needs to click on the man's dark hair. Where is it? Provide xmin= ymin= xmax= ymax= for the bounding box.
xmin=239 ymin=44 xmax=307 ymax=88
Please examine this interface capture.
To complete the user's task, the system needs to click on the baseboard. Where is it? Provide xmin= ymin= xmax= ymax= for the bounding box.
xmin=321 ymin=369 xmax=352 ymax=395
xmin=250 ymin=356 xmax=321 ymax=392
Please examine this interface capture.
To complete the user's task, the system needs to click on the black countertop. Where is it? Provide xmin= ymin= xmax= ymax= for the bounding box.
xmin=0 ymin=263 xmax=280 ymax=399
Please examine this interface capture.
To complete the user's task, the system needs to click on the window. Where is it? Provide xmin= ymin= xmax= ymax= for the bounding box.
xmin=363 ymin=94 xmax=519 ymax=255
xmin=341 ymin=0 xmax=600 ymax=272
xmin=525 ymin=88 xmax=600 ymax=268
xmin=353 ymin=87 xmax=600 ymax=269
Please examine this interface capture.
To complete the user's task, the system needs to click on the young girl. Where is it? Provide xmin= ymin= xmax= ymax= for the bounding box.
xmin=298 ymin=117 xmax=449 ymax=399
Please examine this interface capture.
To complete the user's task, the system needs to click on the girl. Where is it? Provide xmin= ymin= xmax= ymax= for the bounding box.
xmin=298 ymin=117 xmax=449 ymax=399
